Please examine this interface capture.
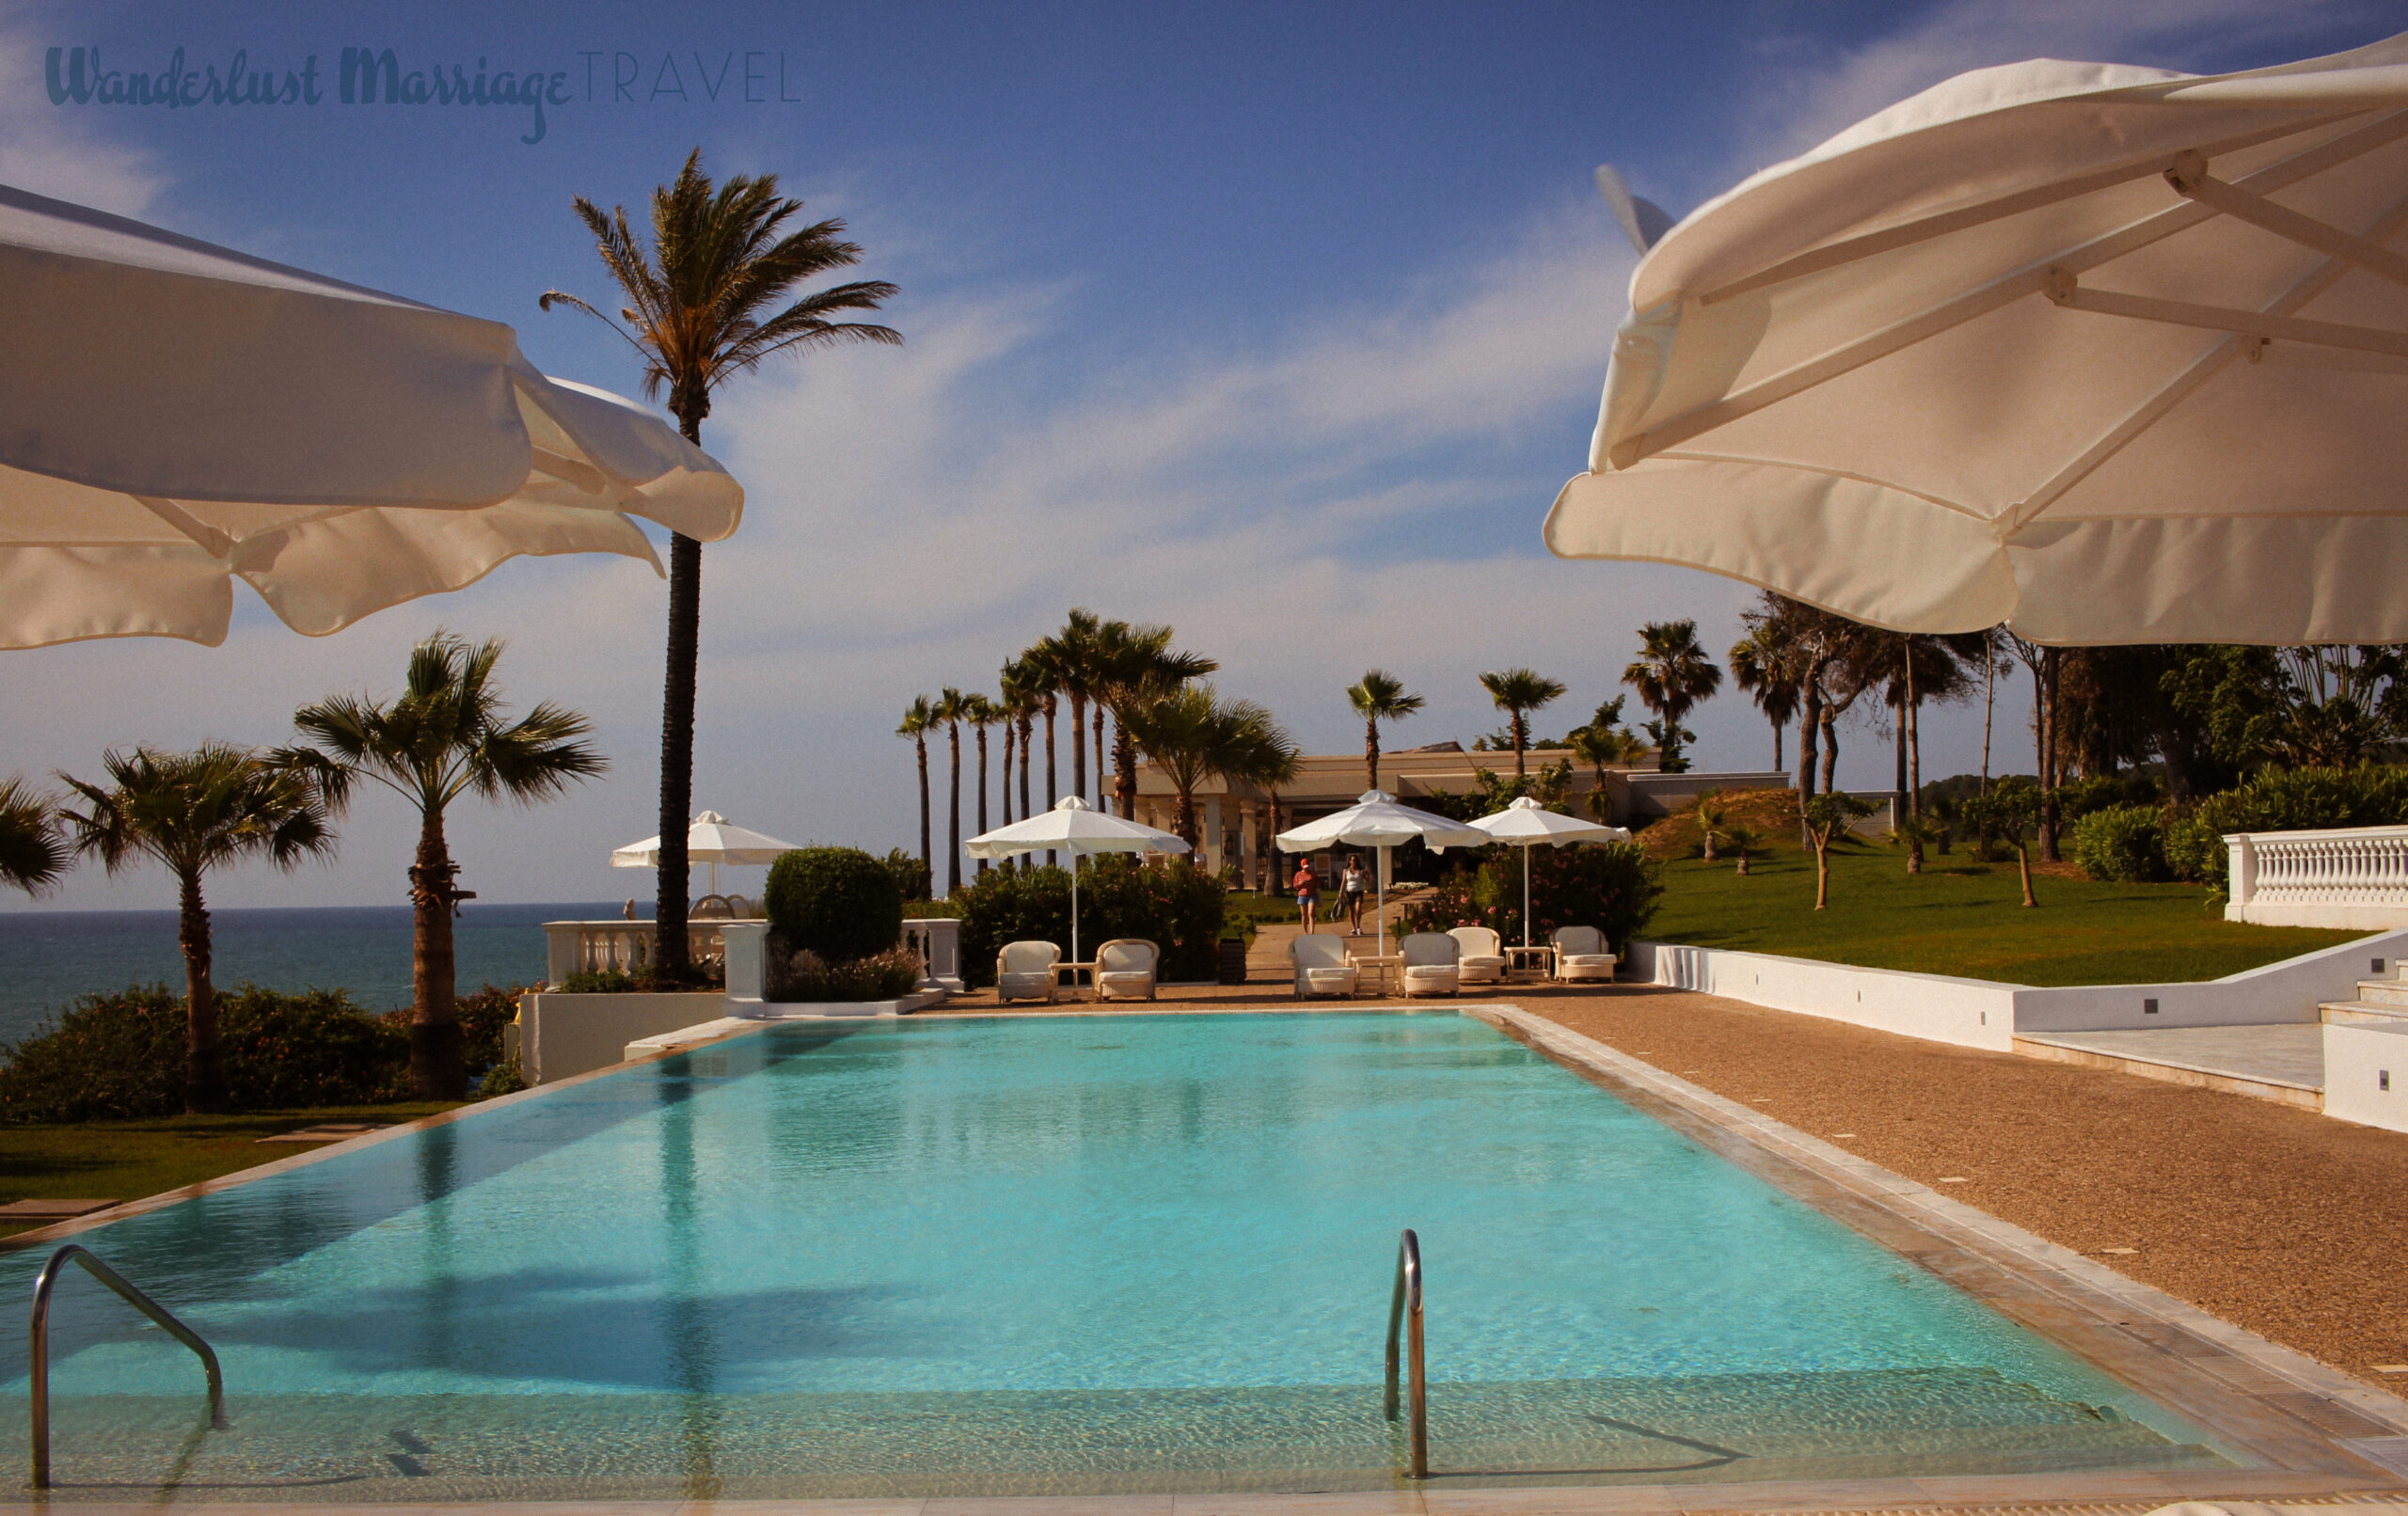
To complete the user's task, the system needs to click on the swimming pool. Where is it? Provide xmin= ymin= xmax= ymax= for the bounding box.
xmin=2 ymin=1011 xmax=2230 ymax=1500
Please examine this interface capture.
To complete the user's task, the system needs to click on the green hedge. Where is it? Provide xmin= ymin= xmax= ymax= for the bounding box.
xmin=0 ymin=981 xmax=531 ymax=1122
xmin=766 ymin=846 xmax=904 ymax=964
xmin=955 ymin=857 xmax=1225 ymax=987
xmin=2071 ymin=803 xmax=2172 ymax=883
xmin=2184 ymin=766 xmax=2408 ymax=887
xmin=1398 ymin=843 xmax=1662 ymax=953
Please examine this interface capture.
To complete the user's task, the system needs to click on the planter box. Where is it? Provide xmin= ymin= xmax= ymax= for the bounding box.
xmin=516 ymin=990 xmax=729 ymax=1084
xmin=1216 ymin=940 xmax=1250 ymax=985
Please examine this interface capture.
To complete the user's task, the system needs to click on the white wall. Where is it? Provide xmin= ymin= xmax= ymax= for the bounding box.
xmin=1629 ymin=941 xmax=2016 ymax=1050
xmin=519 ymin=990 xmax=730 ymax=1084
xmin=1628 ymin=928 xmax=2408 ymax=1050
xmin=2322 ymin=1019 xmax=2408 ymax=1132
xmin=2010 ymin=930 xmax=2408 ymax=1034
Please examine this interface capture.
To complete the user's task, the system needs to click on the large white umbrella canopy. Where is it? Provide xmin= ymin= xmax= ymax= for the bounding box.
xmin=0 ymin=182 xmax=742 ymax=648
xmin=1546 ymin=31 xmax=2408 ymax=644
xmin=965 ymin=797 xmax=1191 ymax=962
xmin=612 ymin=811 xmax=798 ymax=895
xmin=1468 ymin=797 xmax=1632 ymax=948
xmin=1276 ymin=790 xmax=1487 ymax=956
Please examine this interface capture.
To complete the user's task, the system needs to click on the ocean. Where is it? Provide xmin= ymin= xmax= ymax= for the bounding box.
xmin=0 ymin=902 xmax=620 ymax=1055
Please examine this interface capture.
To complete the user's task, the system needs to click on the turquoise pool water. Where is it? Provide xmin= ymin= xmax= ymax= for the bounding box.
xmin=0 ymin=1012 xmax=2228 ymax=1499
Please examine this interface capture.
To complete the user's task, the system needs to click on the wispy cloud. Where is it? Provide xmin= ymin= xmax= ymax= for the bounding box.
xmin=0 ymin=28 xmax=165 ymax=214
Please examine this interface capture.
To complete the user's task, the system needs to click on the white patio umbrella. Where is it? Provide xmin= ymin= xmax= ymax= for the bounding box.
xmin=612 ymin=811 xmax=798 ymax=896
xmin=1546 ymin=31 xmax=2408 ymax=643
xmin=1275 ymin=790 xmax=1487 ymax=956
xmin=0 ymin=182 xmax=742 ymax=648
xmin=965 ymin=797 xmax=1190 ymax=962
xmin=1467 ymin=797 xmax=1632 ymax=948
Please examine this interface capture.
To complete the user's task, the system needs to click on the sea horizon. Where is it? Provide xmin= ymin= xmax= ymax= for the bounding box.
xmin=0 ymin=901 xmax=632 ymax=1056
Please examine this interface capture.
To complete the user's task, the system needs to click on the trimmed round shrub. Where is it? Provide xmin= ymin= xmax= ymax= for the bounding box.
xmin=2071 ymin=803 xmax=2170 ymax=883
xmin=2162 ymin=813 xmax=2226 ymax=886
xmin=765 ymin=846 xmax=904 ymax=964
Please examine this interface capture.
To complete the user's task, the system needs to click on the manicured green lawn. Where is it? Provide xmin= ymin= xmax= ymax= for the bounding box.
xmin=0 ymin=1103 xmax=462 ymax=1240
xmin=1646 ymin=837 xmax=2363 ymax=987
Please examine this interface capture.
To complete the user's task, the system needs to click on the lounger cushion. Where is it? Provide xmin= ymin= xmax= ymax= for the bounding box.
xmin=998 ymin=972 xmax=1056 ymax=1001
xmin=1097 ymin=971 xmax=1155 ymax=999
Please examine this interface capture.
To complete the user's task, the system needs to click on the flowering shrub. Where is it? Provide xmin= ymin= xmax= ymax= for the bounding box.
xmin=1397 ymin=843 xmax=1661 ymax=954
xmin=767 ymin=944 xmax=924 ymax=1003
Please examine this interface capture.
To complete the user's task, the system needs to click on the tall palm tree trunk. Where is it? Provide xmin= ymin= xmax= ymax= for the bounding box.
xmin=1771 ymin=718 xmax=1783 ymax=771
xmin=1981 ymin=642 xmax=1996 ymax=794
xmin=974 ymin=726 xmax=990 ymax=874
xmin=1365 ymin=719 xmax=1380 ymax=794
xmin=1093 ymin=717 xmax=1105 ymax=809
xmin=409 ymin=810 xmax=467 ymax=1099
xmin=2039 ymin=648 xmax=2063 ymax=861
xmin=915 ymin=736 xmax=930 ymax=876
xmin=1513 ymin=718 xmax=1528 ymax=780
xmin=176 ymin=868 xmax=226 ymax=1113
xmin=1019 ymin=716 xmax=1033 ymax=823
xmin=946 ymin=723 xmax=962 ymax=895
xmin=1069 ymin=696 xmax=1087 ymax=806
xmin=1043 ymin=701 xmax=1058 ymax=866
xmin=654 ymin=530 xmax=701 ymax=978
xmin=1113 ymin=724 xmax=1140 ymax=819
xmin=1002 ymin=726 xmax=1017 ymax=826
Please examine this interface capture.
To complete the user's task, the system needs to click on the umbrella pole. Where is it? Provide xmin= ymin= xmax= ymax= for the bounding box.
xmin=1377 ymin=845 xmax=1389 ymax=958
xmin=1522 ymin=845 xmax=1531 ymax=949
xmin=1072 ymin=866 xmax=1082 ymax=966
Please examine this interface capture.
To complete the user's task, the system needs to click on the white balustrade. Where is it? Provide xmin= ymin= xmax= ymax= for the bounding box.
xmin=2225 ymin=826 xmax=2408 ymax=928
xmin=544 ymin=921 xmax=731 ymax=987
xmin=904 ymin=917 xmax=963 ymax=990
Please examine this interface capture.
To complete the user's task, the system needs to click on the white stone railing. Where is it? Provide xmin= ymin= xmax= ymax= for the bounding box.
xmin=904 ymin=917 xmax=962 ymax=989
xmin=544 ymin=921 xmax=730 ymax=987
xmin=2226 ymin=826 xmax=2408 ymax=929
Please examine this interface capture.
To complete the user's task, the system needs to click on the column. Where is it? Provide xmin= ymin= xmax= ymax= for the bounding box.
xmin=1238 ymin=801 xmax=1257 ymax=891
xmin=1204 ymin=797 xmax=1224 ymax=876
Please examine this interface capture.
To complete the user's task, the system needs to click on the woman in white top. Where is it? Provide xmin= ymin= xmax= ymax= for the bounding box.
xmin=1339 ymin=856 xmax=1369 ymax=936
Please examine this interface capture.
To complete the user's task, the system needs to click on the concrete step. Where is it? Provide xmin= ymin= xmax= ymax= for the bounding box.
xmin=2354 ymin=978 xmax=2408 ymax=1008
xmin=2323 ymin=999 xmax=2408 ymax=1026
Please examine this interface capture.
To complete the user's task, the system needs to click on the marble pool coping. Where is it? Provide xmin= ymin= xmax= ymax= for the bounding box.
xmin=11 ymin=1003 xmax=2408 ymax=1516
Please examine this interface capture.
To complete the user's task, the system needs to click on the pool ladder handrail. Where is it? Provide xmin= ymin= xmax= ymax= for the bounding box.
xmin=29 ymin=1243 xmax=226 ymax=1490
xmin=1384 ymin=1227 xmax=1428 ymax=1479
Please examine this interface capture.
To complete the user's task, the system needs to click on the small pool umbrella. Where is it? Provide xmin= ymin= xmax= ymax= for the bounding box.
xmin=612 ymin=811 xmax=797 ymax=897
xmin=1468 ymin=797 xmax=1632 ymax=948
xmin=1275 ymin=790 xmax=1487 ymax=956
xmin=0 ymin=182 xmax=742 ymax=648
xmin=1546 ymin=31 xmax=2408 ymax=643
xmin=966 ymin=797 xmax=1190 ymax=962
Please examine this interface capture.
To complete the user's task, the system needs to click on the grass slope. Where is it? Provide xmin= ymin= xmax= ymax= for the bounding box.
xmin=1646 ymin=834 xmax=2360 ymax=987
xmin=1 ymin=1103 xmax=463 ymax=1240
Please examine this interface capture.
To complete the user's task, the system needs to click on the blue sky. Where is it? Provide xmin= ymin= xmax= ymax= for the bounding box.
xmin=1 ymin=0 xmax=2398 ymax=909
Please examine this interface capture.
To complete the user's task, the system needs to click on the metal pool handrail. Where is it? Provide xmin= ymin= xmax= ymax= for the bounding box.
xmin=30 ymin=1243 xmax=226 ymax=1490
xmin=1384 ymin=1227 xmax=1428 ymax=1479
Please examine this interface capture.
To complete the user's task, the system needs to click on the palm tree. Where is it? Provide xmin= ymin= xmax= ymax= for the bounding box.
xmin=1565 ymin=725 xmax=1643 ymax=823
xmin=1478 ymin=669 xmax=1567 ymax=780
xmin=0 ymin=780 xmax=67 ymax=896
xmin=544 ymin=149 xmax=898 ymax=978
xmin=1002 ymin=657 xmax=1039 ymax=829
xmin=1028 ymin=613 xmax=1096 ymax=806
xmin=897 ymin=696 xmax=935 ymax=880
xmin=59 ymin=745 xmax=335 ymax=1112
xmin=962 ymin=693 xmax=1001 ymax=872
xmin=1624 ymin=621 xmax=1723 ymax=772
xmin=936 ymin=687 xmax=966 ymax=895
xmin=1346 ymin=671 xmax=1424 ymax=793
xmin=1729 ymin=626 xmax=1803 ymax=770
xmin=1121 ymin=683 xmax=1300 ymax=846
xmin=1091 ymin=619 xmax=1216 ymax=818
xmin=290 ymin=632 xmax=603 ymax=1099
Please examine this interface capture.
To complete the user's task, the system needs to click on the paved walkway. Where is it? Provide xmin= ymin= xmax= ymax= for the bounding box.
xmin=2020 ymin=1023 xmax=2326 ymax=1090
